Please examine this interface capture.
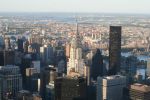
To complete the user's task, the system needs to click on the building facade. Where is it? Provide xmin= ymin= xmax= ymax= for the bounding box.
xmin=91 ymin=49 xmax=103 ymax=80
xmin=147 ymin=59 xmax=150 ymax=76
xmin=129 ymin=83 xmax=150 ymax=100
xmin=67 ymin=24 xmax=85 ymax=76
xmin=97 ymin=75 xmax=126 ymax=100
xmin=0 ymin=65 xmax=22 ymax=100
xmin=109 ymin=26 xmax=122 ymax=75
xmin=55 ymin=77 xmax=86 ymax=100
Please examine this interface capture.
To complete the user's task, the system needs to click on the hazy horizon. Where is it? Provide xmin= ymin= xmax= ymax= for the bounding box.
xmin=0 ymin=0 xmax=150 ymax=14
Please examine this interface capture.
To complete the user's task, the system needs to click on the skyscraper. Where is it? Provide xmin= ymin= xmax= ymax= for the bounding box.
xmin=21 ymin=54 xmax=32 ymax=89
xmin=4 ymin=37 xmax=11 ymax=50
xmin=55 ymin=77 xmax=86 ymax=100
xmin=17 ymin=38 xmax=24 ymax=52
xmin=40 ymin=45 xmax=53 ymax=64
xmin=40 ymin=66 xmax=57 ymax=99
xmin=65 ymin=43 xmax=71 ymax=59
xmin=23 ymin=40 xmax=29 ymax=53
xmin=0 ymin=65 xmax=22 ymax=100
xmin=26 ymin=68 xmax=38 ymax=92
xmin=91 ymin=49 xmax=103 ymax=80
xmin=32 ymin=61 xmax=41 ymax=73
xmin=0 ymin=50 xmax=15 ymax=66
xmin=97 ymin=75 xmax=126 ymax=100
xmin=67 ymin=23 xmax=85 ymax=77
xmin=108 ymin=26 xmax=122 ymax=75
xmin=40 ymin=45 xmax=48 ymax=63
xmin=147 ymin=59 xmax=150 ymax=77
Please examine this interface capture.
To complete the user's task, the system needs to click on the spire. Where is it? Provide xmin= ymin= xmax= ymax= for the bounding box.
xmin=70 ymin=19 xmax=82 ymax=48
xmin=76 ymin=20 xmax=82 ymax=47
xmin=76 ymin=22 xmax=79 ymax=37
xmin=75 ymin=23 xmax=78 ymax=37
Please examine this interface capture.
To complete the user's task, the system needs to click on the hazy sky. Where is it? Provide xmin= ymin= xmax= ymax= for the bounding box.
xmin=0 ymin=0 xmax=150 ymax=13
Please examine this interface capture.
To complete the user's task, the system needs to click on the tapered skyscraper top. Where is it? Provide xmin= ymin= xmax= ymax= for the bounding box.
xmin=71 ymin=23 xmax=82 ymax=48
xmin=67 ymin=22 xmax=85 ymax=77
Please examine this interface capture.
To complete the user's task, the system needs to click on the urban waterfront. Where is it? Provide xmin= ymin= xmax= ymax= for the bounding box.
xmin=0 ymin=0 xmax=150 ymax=100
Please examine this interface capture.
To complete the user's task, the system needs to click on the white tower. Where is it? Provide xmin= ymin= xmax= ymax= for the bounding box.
xmin=67 ymin=23 xmax=85 ymax=77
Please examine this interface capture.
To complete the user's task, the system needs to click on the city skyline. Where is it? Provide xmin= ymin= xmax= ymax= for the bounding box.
xmin=0 ymin=1 xmax=150 ymax=99
xmin=0 ymin=0 xmax=150 ymax=14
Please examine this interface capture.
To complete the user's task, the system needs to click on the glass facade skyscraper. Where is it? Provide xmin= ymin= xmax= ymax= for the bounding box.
xmin=108 ymin=26 xmax=122 ymax=75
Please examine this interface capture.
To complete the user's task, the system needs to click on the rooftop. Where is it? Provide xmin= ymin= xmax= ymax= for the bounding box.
xmin=103 ymin=75 xmax=125 ymax=80
xmin=131 ymin=83 xmax=150 ymax=92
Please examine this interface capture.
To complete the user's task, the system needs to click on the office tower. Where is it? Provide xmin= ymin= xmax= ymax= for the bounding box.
xmin=84 ymin=65 xmax=90 ymax=86
xmin=26 ymin=68 xmax=38 ymax=92
xmin=28 ymin=45 xmax=33 ymax=53
xmin=40 ymin=66 xmax=57 ymax=99
xmin=4 ymin=37 xmax=11 ymax=50
xmin=0 ymin=65 xmax=22 ymax=100
xmin=31 ymin=52 xmax=39 ymax=61
xmin=5 ymin=50 xmax=15 ymax=65
xmin=135 ymin=74 xmax=143 ymax=83
xmin=32 ymin=61 xmax=41 ymax=73
xmin=97 ymin=75 xmax=126 ymax=100
xmin=0 ymin=50 xmax=4 ymax=66
xmin=87 ymin=84 xmax=96 ymax=100
xmin=0 ymin=36 xmax=4 ymax=49
xmin=17 ymin=90 xmax=32 ymax=100
xmin=29 ymin=34 xmax=43 ymax=45
xmin=27 ymin=42 xmax=41 ymax=54
xmin=21 ymin=54 xmax=32 ymax=89
xmin=125 ymin=56 xmax=137 ymax=84
xmin=147 ymin=59 xmax=150 ymax=76
xmin=32 ymin=78 xmax=41 ymax=93
xmin=65 ymin=43 xmax=70 ymax=59
xmin=15 ymin=51 xmax=23 ymax=65
xmin=43 ymin=66 xmax=57 ymax=83
xmin=0 ymin=50 xmax=15 ymax=66
xmin=17 ymin=38 xmax=24 ymax=52
xmin=57 ymin=59 xmax=66 ymax=75
xmin=24 ymin=40 xmax=29 ymax=53
xmin=46 ymin=82 xmax=55 ymax=100
xmin=55 ymin=77 xmax=86 ymax=100
xmin=47 ymin=66 xmax=57 ymax=83
xmin=55 ymin=49 xmax=66 ymax=67
xmin=45 ymin=66 xmax=57 ymax=100
xmin=86 ymin=50 xmax=94 ymax=65
xmin=129 ymin=83 xmax=150 ymax=100
xmin=40 ymin=45 xmax=49 ymax=63
xmin=108 ymin=26 xmax=122 ymax=75
xmin=47 ymin=45 xmax=54 ymax=62
xmin=26 ymin=68 xmax=38 ymax=77
xmin=67 ymin=24 xmax=85 ymax=77
xmin=91 ymin=49 xmax=103 ymax=80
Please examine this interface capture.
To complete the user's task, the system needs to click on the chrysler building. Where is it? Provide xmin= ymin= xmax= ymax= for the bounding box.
xmin=67 ymin=23 xmax=85 ymax=77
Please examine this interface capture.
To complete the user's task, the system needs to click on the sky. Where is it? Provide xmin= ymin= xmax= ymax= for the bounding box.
xmin=0 ymin=0 xmax=150 ymax=14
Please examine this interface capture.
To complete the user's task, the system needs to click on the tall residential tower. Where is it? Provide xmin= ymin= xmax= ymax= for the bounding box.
xmin=108 ymin=26 xmax=122 ymax=75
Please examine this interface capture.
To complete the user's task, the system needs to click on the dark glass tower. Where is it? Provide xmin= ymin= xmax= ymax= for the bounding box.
xmin=17 ymin=39 xmax=24 ymax=52
xmin=108 ymin=26 xmax=122 ymax=75
xmin=55 ymin=77 xmax=86 ymax=100
xmin=23 ymin=40 xmax=29 ymax=53
xmin=91 ymin=49 xmax=103 ymax=80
